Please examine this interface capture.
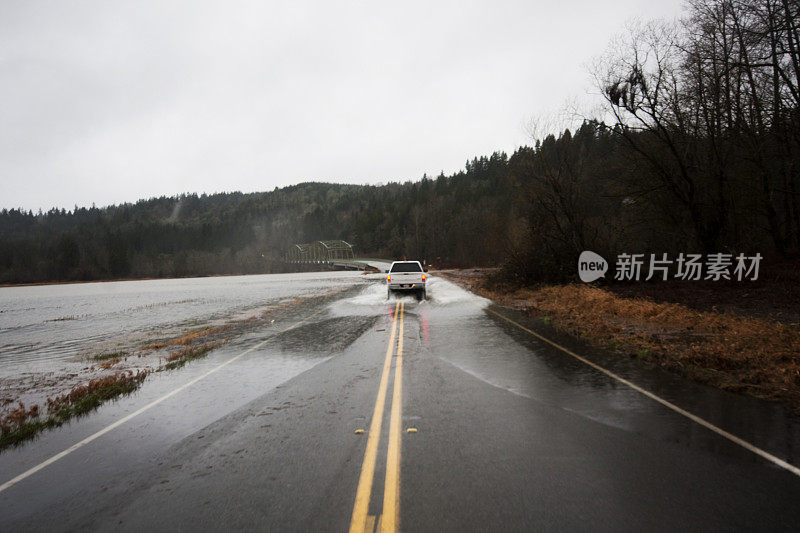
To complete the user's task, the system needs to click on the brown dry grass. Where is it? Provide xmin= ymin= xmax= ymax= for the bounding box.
xmin=98 ymin=357 xmax=122 ymax=369
xmin=142 ymin=341 xmax=168 ymax=351
xmin=44 ymin=371 xmax=149 ymax=413
xmin=169 ymin=326 xmax=226 ymax=346
xmin=529 ymin=285 xmax=800 ymax=398
xmin=1 ymin=289 xmax=344 ymax=450
xmin=140 ymin=325 xmax=231 ymax=354
xmin=1 ymin=371 xmax=149 ymax=448
xmin=163 ymin=341 xmax=225 ymax=370
xmin=0 ymin=402 xmax=39 ymax=435
xmin=442 ymin=271 xmax=800 ymax=412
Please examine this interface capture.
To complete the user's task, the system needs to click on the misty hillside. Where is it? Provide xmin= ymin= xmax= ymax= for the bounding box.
xmin=0 ymin=152 xmax=513 ymax=283
xmin=3 ymin=117 xmax=796 ymax=286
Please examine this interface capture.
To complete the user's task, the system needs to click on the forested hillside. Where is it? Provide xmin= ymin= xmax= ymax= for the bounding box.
xmin=0 ymin=152 xmax=513 ymax=283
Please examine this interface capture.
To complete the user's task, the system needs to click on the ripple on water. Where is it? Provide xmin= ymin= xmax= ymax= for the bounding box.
xmin=0 ymin=271 xmax=367 ymax=376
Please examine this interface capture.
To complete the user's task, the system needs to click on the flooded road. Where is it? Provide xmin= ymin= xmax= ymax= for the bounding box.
xmin=1 ymin=272 xmax=799 ymax=531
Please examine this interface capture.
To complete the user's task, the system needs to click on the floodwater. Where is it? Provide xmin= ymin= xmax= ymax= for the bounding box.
xmin=0 ymin=272 xmax=367 ymax=377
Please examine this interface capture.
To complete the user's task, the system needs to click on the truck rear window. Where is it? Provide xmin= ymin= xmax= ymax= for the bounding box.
xmin=391 ymin=262 xmax=422 ymax=272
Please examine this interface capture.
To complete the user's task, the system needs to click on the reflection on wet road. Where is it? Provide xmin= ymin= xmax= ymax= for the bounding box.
xmin=1 ymin=272 xmax=799 ymax=530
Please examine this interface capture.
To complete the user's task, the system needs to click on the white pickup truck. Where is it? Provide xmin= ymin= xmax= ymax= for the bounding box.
xmin=386 ymin=261 xmax=427 ymax=299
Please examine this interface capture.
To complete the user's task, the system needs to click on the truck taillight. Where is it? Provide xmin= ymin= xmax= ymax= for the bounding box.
xmin=387 ymin=275 xmax=391 ymax=282
xmin=422 ymin=274 xmax=426 ymax=281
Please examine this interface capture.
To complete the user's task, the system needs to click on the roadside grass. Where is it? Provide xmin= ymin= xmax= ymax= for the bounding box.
xmin=91 ymin=351 xmax=127 ymax=361
xmin=0 ymin=288 xmax=352 ymax=452
xmin=163 ymin=341 xmax=224 ymax=370
xmin=443 ymin=272 xmax=800 ymax=413
xmin=97 ymin=357 xmax=121 ymax=370
xmin=157 ymin=324 xmax=231 ymax=370
xmin=90 ymin=351 xmax=129 ymax=369
xmin=0 ymin=371 xmax=148 ymax=450
xmin=528 ymin=285 xmax=800 ymax=409
xmin=169 ymin=326 xmax=226 ymax=346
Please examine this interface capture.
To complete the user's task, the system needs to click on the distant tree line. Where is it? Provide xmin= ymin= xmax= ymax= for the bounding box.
xmin=1 ymin=0 xmax=796 ymax=285
xmin=0 ymin=154 xmax=513 ymax=283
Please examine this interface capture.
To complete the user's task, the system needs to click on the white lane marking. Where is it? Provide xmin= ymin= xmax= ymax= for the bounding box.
xmin=0 ymin=309 xmax=326 ymax=494
xmin=488 ymin=308 xmax=800 ymax=478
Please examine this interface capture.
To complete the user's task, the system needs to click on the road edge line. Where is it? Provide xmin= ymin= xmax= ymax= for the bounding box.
xmin=487 ymin=308 xmax=800 ymax=478
xmin=0 ymin=307 xmax=328 ymax=494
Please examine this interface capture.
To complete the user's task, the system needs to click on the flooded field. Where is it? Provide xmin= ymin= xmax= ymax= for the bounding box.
xmin=0 ymin=272 xmax=368 ymax=377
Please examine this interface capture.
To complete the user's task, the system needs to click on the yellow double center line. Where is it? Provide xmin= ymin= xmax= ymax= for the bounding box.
xmin=350 ymin=301 xmax=405 ymax=533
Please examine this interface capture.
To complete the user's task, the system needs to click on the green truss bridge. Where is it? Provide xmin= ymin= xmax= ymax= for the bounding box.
xmin=285 ymin=240 xmax=390 ymax=271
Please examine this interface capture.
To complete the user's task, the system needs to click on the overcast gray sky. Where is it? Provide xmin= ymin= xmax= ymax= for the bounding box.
xmin=1 ymin=0 xmax=684 ymax=211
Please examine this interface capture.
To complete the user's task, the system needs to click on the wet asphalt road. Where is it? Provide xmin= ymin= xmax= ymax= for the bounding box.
xmin=1 ymin=275 xmax=800 ymax=531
